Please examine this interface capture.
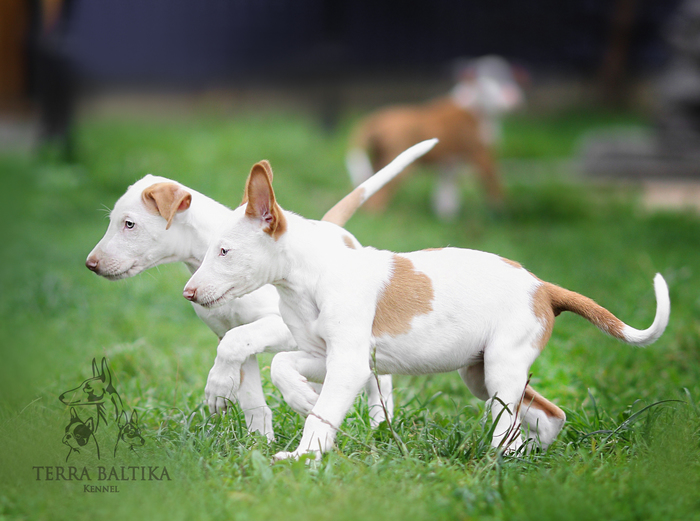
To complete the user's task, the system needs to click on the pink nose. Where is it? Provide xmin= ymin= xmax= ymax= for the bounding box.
xmin=183 ymin=287 xmax=197 ymax=301
xmin=86 ymin=256 xmax=99 ymax=272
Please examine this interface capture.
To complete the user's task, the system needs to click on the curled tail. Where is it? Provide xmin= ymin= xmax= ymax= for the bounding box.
xmin=323 ymin=139 xmax=438 ymax=226
xmin=545 ymin=273 xmax=670 ymax=347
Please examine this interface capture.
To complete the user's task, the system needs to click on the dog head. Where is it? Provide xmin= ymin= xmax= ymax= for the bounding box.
xmin=183 ymin=160 xmax=286 ymax=308
xmin=59 ymin=357 xmax=115 ymax=406
xmin=453 ymin=55 xmax=524 ymax=116
xmin=117 ymin=410 xmax=145 ymax=450
xmin=62 ymin=407 xmax=95 ymax=453
xmin=85 ymin=174 xmax=192 ymax=280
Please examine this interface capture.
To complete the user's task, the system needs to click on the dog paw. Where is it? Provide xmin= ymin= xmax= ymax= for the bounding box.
xmin=205 ymin=364 xmax=240 ymax=415
xmin=272 ymin=450 xmax=321 ymax=463
xmin=245 ymin=408 xmax=276 ymax=443
xmin=284 ymin=386 xmax=319 ymax=417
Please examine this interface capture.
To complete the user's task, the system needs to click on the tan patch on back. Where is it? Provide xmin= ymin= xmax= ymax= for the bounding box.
xmin=501 ymin=257 xmax=523 ymax=269
xmin=372 ymin=255 xmax=434 ymax=337
xmin=523 ymin=386 xmax=566 ymax=420
xmin=342 ymin=235 xmax=356 ymax=249
xmin=532 ymin=283 xmax=555 ymax=351
xmin=322 ymin=187 xmax=365 ymax=226
xmin=422 ymin=248 xmax=444 ymax=252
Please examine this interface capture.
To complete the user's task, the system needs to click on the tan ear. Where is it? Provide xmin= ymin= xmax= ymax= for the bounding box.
xmin=243 ymin=161 xmax=286 ymax=240
xmin=141 ymin=182 xmax=192 ymax=230
xmin=240 ymin=160 xmax=273 ymax=206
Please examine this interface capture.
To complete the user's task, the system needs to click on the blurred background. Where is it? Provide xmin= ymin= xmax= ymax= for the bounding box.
xmin=4 ymin=0 xmax=700 ymax=210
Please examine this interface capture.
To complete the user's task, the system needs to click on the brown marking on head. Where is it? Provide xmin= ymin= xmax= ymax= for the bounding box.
xmin=523 ymin=385 xmax=566 ymax=420
xmin=243 ymin=160 xmax=287 ymax=240
xmin=501 ymin=257 xmax=523 ymax=270
xmin=342 ymin=235 xmax=356 ymax=249
xmin=531 ymin=283 xmax=555 ymax=351
xmin=322 ymin=186 xmax=365 ymax=226
xmin=372 ymin=255 xmax=434 ymax=337
xmin=422 ymin=248 xmax=444 ymax=252
xmin=141 ymin=182 xmax=192 ymax=230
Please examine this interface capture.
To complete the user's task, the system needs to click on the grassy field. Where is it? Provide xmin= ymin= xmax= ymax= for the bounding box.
xmin=1 ymin=107 xmax=699 ymax=520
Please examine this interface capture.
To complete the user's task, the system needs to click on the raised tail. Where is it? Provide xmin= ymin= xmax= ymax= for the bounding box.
xmin=323 ymin=138 xmax=438 ymax=226
xmin=545 ymin=273 xmax=670 ymax=347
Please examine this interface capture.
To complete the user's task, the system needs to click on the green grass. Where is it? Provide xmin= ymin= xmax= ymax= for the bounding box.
xmin=1 ymin=108 xmax=699 ymax=520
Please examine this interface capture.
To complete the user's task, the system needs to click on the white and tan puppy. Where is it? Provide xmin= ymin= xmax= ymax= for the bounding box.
xmin=182 ymin=159 xmax=669 ymax=460
xmin=86 ymin=139 xmax=438 ymax=440
xmin=348 ymin=56 xmax=524 ymax=219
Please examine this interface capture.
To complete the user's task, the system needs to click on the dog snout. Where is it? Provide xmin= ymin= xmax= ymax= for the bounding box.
xmin=85 ymin=255 xmax=99 ymax=272
xmin=183 ymin=286 xmax=197 ymax=301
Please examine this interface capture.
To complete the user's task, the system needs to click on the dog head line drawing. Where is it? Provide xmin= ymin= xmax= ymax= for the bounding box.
xmin=114 ymin=410 xmax=145 ymax=457
xmin=62 ymin=407 xmax=99 ymax=461
xmin=59 ymin=357 xmax=124 ymax=431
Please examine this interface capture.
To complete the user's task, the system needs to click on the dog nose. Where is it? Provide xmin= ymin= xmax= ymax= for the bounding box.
xmin=183 ymin=287 xmax=197 ymax=301
xmin=85 ymin=256 xmax=99 ymax=272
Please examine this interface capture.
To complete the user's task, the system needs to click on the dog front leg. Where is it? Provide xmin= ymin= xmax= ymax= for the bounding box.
xmin=365 ymin=375 xmax=393 ymax=427
xmin=272 ymin=351 xmax=393 ymax=428
xmin=206 ymin=315 xmax=295 ymax=428
xmin=270 ymin=351 xmax=327 ymax=417
xmin=273 ymin=346 xmax=371 ymax=461
xmin=236 ymin=355 xmax=275 ymax=441
xmin=432 ymin=165 xmax=461 ymax=221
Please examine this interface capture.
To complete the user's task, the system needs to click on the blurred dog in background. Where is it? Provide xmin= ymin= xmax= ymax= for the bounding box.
xmin=347 ymin=56 xmax=525 ymax=219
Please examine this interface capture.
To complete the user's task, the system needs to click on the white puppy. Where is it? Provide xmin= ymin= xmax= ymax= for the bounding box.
xmin=183 ymin=159 xmax=669 ymax=459
xmin=86 ymin=139 xmax=437 ymax=440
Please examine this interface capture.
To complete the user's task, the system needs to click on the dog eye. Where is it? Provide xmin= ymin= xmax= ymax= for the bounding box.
xmin=219 ymin=248 xmax=230 ymax=257
xmin=124 ymin=220 xmax=135 ymax=230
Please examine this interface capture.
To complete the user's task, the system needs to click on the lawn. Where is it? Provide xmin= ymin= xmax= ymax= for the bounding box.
xmin=0 ymin=107 xmax=699 ymax=520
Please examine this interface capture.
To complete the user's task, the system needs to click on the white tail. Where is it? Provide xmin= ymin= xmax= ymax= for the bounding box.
xmin=324 ymin=139 xmax=438 ymax=226
xmin=622 ymin=273 xmax=671 ymax=346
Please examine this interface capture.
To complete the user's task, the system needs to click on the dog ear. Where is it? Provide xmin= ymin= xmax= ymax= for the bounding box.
xmin=243 ymin=161 xmax=287 ymax=240
xmin=69 ymin=407 xmax=78 ymax=420
xmin=130 ymin=410 xmax=139 ymax=424
xmin=141 ymin=182 xmax=192 ymax=230
xmin=240 ymin=160 xmax=274 ymax=206
xmin=91 ymin=358 xmax=98 ymax=377
xmin=100 ymin=357 xmax=112 ymax=385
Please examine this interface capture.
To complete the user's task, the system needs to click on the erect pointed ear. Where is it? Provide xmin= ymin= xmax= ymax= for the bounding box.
xmin=91 ymin=358 xmax=98 ymax=377
xmin=141 ymin=182 xmax=192 ymax=230
xmin=242 ymin=160 xmax=287 ymax=240
xmin=240 ymin=160 xmax=273 ymax=206
xmin=70 ymin=407 xmax=78 ymax=420
xmin=100 ymin=357 xmax=112 ymax=385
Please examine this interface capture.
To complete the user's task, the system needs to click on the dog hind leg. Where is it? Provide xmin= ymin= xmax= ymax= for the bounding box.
xmin=459 ymin=362 xmax=565 ymax=451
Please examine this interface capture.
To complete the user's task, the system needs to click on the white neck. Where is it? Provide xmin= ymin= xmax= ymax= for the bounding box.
xmin=271 ymin=212 xmax=336 ymax=297
xmin=175 ymin=191 xmax=235 ymax=273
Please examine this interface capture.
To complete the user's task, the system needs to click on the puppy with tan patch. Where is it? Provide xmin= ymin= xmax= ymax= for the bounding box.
xmin=183 ymin=159 xmax=669 ymax=460
xmin=86 ymin=139 xmax=438 ymax=441
xmin=347 ymin=56 xmax=523 ymax=219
